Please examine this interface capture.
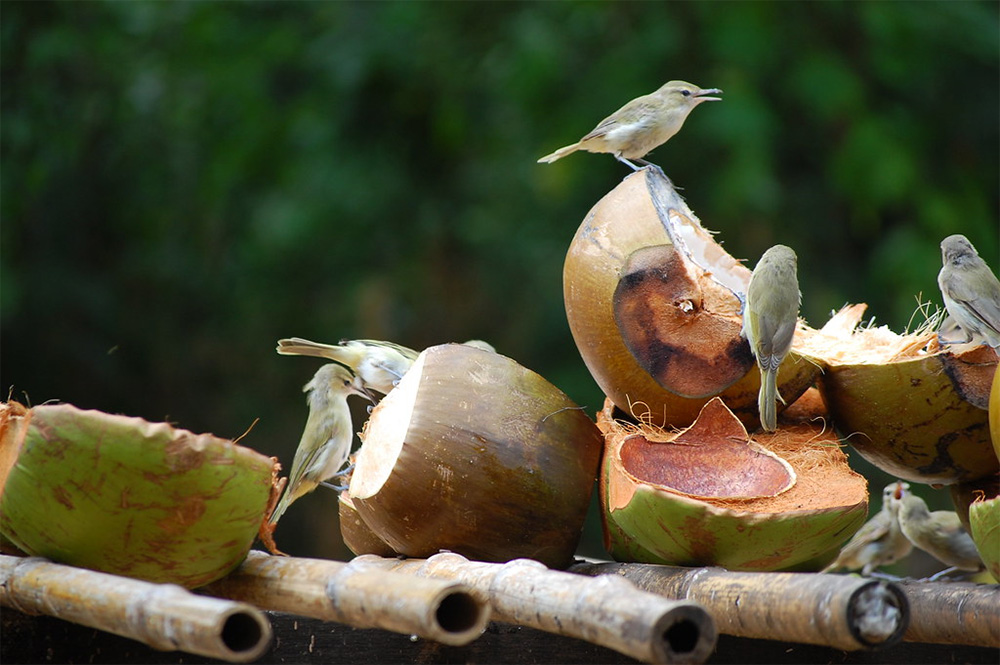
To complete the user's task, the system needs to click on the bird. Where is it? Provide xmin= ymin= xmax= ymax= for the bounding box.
xmin=822 ymin=481 xmax=914 ymax=576
xmin=277 ymin=338 xmax=419 ymax=396
xmin=741 ymin=244 xmax=801 ymax=432
xmin=887 ymin=482 xmax=983 ymax=581
xmin=537 ymin=80 xmax=722 ymax=170
xmin=277 ymin=337 xmax=497 ymax=396
xmin=937 ymin=234 xmax=1000 ymax=349
xmin=269 ymin=363 xmax=368 ymax=525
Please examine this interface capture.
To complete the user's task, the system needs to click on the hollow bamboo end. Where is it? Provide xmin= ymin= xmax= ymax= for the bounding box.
xmin=847 ymin=581 xmax=909 ymax=649
xmin=426 ymin=585 xmax=490 ymax=646
xmin=214 ymin=605 xmax=273 ymax=663
xmin=650 ymin=602 xmax=718 ymax=665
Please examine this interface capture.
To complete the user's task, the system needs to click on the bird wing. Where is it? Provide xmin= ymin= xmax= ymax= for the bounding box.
xmin=348 ymin=339 xmax=421 ymax=361
xmin=940 ymin=266 xmax=1000 ymax=332
xmin=579 ymin=94 xmax=657 ymax=142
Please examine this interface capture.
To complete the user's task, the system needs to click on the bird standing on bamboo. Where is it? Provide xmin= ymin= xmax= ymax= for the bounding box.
xmin=741 ymin=245 xmax=800 ymax=432
xmin=822 ymin=481 xmax=913 ymax=576
xmin=537 ymin=80 xmax=722 ymax=170
xmin=887 ymin=483 xmax=983 ymax=580
xmin=937 ymin=234 xmax=1000 ymax=349
xmin=269 ymin=363 xmax=369 ymax=524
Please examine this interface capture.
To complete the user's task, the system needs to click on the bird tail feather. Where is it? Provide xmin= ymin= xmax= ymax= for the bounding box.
xmin=759 ymin=368 xmax=778 ymax=432
xmin=537 ymin=142 xmax=580 ymax=163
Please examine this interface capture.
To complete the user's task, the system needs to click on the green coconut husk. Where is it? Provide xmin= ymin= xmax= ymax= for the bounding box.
xmin=0 ymin=401 xmax=279 ymax=588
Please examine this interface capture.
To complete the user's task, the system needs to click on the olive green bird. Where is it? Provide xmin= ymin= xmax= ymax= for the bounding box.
xmin=537 ymin=80 xmax=722 ymax=170
xmin=269 ymin=363 xmax=368 ymax=525
xmin=937 ymin=234 xmax=1000 ymax=349
xmin=822 ymin=482 xmax=913 ymax=576
xmin=741 ymin=245 xmax=801 ymax=432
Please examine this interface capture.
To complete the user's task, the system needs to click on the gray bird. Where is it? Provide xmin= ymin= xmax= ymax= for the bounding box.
xmin=937 ymin=234 xmax=1000 ymax=349
xmin=822 ymin=481 xmax=913 ymax=576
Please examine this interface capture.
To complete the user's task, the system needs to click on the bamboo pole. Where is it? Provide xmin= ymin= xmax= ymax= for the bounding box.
xmin=570 ymin=561 xmax=909 ymax=651
xmin=200 ymin=550 xmax=489 ymax=646
xmin=895 ymin=579 xmax=999 ymax=646
xmin=0 ymin=555 xmax=271 ymax=663
xmin=352 ymin=551 xmax=717 ymax=664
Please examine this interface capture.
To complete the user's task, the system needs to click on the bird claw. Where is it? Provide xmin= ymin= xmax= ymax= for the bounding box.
xmin=320 ymin=480 xmax=349 ymax=492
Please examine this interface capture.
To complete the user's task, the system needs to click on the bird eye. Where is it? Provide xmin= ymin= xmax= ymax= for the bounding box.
xmin=680 ymin=89 xmax=691 ymax=97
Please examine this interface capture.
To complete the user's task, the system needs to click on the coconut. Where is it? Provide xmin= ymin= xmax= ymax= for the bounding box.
xmin=563 ymin=167 xmax=821 ymax=430
xmin=598 ymin=397 xmax=868 ymax=571
xmin=796 ymin=305 xmax=997 ymax=485
xmin=347 ymin=343 xmax=603 ymax=569
xmin=968 ymin=493 xmax=1000 ymax=581
xmin=338 ymin=490 xmax=398 ymax=558
xmin=0 ymin=401 xmax=278 ymax=588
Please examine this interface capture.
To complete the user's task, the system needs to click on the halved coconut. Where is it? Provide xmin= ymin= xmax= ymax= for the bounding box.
xmin=0 ymin=401 xmax=279 ymax=587
xmin=348 ymin=343 xmax=603 ymax=569
xmin=563 ymin=167 xmax=820 ymax=430
xmin=796 ymin=305 xmax=997 ymax=485
xmin=338 ymin=490 xmax=397 ymax=558
xmin=599 ymin=397 xmax=868 ymax=570
xmin=968 ymin=493 xmax=1000 ymax=581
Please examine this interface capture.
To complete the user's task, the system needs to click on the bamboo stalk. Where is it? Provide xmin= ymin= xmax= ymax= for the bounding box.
xmin=569 ymin=561 xmax=909 ymax=651
xmin=352 ymin=552 xmax=717 ymax=664
xmin=200 ymin=550 xmax=489 ymax=646
xmin=0 ymin=555 xmax=271 ymax=663
xmin=895 ymin=579 xmax=999 ymax=646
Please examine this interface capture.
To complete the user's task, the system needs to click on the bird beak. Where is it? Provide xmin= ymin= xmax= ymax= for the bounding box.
xmin=695 ymin=88 xmax=723 ymax=102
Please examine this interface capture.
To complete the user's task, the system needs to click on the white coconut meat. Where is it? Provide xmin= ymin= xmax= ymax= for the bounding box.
xmin=350 ymin=352 xmax=426 ymax=499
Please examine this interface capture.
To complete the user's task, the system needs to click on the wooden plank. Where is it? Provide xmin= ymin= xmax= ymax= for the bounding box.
xmin=2 ymin=608 xmax=996 ymax=664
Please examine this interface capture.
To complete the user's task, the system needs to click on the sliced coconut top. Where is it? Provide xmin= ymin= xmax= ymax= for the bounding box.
xmin=602 ymin=396 xmax=866 ymax=515
xmin=795 ymin=303 xmax=941 ymax=365
xmin=618 ymin=398 xmax=795 ymax=500
xmin=351 ymin=352 xmax=426 ymax=500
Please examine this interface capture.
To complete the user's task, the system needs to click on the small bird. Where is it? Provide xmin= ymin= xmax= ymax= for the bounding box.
xmin=937 ymin=234 xmax=1000 ymax=349
xmin=888 ymin=482 xmax=984 ymax=581
xmin=741 ymin=245 xmax=801 ymax=432
xmin=822 ymin=481 xmax=913 ymax=576
xmin=537 ymin=80 xmax=722 ymax=170
xmin=277 ymin=338 xmax=419 ymax=396
xmin=269 ymin=363 xmax=368 ymax=525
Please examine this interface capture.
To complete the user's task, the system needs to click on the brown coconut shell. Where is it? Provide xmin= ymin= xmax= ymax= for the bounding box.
xmin=348 ymin=344 xmax=603 ymax=569
xmin=563 ymin=167 xmax=820 ymax=430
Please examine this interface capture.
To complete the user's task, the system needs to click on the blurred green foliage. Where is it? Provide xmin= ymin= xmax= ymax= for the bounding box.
xmin=2 ymin=1 xmax=997 ymax=562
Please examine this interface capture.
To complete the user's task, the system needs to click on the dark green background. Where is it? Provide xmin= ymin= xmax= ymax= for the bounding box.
xmin=2 ymin=1 xmax=997 ymax=566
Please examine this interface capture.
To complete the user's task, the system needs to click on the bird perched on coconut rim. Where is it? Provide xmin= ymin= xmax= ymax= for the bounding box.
xmin=741 ymin=245 xmax=801 ymax=432
xmin=537 ymin=80 xmax=722 ymax=170
xmin=887 ymin=482 xmax=983 ymax=581
xmin=269 ymin=363 xmax=369 ymax=525
xmin=937 ymin=234 xmax=1000 ymax=349
xmin=277 ymin=337 xmax=420 ymax=396
xmin=822 ymin=481 xmax=913 ymax=577
xmin=277 ymin=337 xmax=498 ymax=397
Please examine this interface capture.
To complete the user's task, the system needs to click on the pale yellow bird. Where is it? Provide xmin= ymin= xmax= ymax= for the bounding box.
xmin=538 ymin=80 xmax=722 ymax=170
xmin=937 ymin=234 xmax=1000 ymax=349
xmin=888 ymin=482 xmax=983 ymax=580
xmin=277 ymin=338 xmax=419 ymax=396
xmin=277 ymin=337 xmax=497 ymax=395
xmin=822 ymin=482 xmax=913 ymax=576
xmin=269 ymin=363 xmax=368 ymax=525
xmin=741 ymin=245 xmax=801 ymax=432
